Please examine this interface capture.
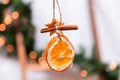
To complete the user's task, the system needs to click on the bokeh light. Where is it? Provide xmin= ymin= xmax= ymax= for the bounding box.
xmin=38 ymin=57 xmax=49 ymax=68
xmin=0 ymin=36 xmax=6 ymax=47
xmin=12 ymin=11 xmax=19 ymax=20
xmin=38 ymin=57 xmax=43 ymax=64
xmin=29 ymin=59 xmax=37 ymax=64
xmin=38 ymin=58 xmax=47 ymax=65
xmin=2 ymin=0 xmax=10 ymax=5
xmin=4 ymin=15 xmax=12 ymax=25
xmin=6 ymin=44 xmax=14 ymax=53
xmin=0 ymin=24 xmax=6 ymax=31
xmin=29 ymin=51 xmax=37 ymax=59
xmin=108 ymin=62 xmax=117 ymax=71
xmin=80 ymin=70 xmax=88 ymax=78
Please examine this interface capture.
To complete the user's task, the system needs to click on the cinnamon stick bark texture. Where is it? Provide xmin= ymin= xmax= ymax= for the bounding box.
xmin=41 ymin=25 xmax=78 ymax=33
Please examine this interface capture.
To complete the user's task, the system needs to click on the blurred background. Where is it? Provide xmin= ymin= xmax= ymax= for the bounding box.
xmin=0 ymin=0 xmax=120 ymax=80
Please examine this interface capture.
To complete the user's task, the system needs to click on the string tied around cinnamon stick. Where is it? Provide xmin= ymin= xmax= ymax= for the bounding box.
xmin=40 ymin=0 xmax=78 ymax=34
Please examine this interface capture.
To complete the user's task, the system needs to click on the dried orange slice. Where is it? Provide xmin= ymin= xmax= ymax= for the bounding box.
xmin=46 ymin=34 xmax=75 ymax=71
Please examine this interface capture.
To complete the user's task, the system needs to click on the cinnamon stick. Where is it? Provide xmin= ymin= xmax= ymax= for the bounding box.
xmin=41 ymin=25 xmax=78 ymax=33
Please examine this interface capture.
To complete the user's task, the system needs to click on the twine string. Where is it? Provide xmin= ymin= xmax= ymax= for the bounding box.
xmin=53 ymin=0 xmax=62 ymax=25
xmin=53 ymin=0 xmax=55 ymax=19
xmin=56 ymin=0 xmax=62 ymax=26
xmin=53 ymin=0 xmax=63 ymax=36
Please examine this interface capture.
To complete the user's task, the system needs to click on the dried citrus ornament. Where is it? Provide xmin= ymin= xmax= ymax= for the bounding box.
xmin=40 ymin=0 xmax=78 ymax=72
xmin=45 ymin=33 xmax=75 ymax=71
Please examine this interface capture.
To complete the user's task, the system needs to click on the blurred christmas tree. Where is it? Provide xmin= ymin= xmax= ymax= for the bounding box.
xmin=0 ymin=0 xmax=35 ymax=57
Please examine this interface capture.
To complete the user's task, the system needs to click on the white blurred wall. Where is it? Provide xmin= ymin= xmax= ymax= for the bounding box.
xmin=94 ymin=0 xmax=120 ymax=64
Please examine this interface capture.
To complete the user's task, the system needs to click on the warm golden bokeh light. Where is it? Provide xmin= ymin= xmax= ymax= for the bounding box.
xmin=6 ymin=44 xmax=14 ymax=53
xmin=38 ymin=57 xmax=43 ymax=64
xmin=0 ymin=24 xmax=6 ymax=31
xmin=29 ymin=59 xmax=37 ymax=64
xmin=38 ymin=57 xmax=49 ymax=68
xmin=109 ymin=62 xmax=117 ymax=71
xmin=29 ymin=51 xmax=37 ymax=59
xmin=4 ymin=15 xmax=12 ymax=25
xmin=0 ymin=36 xmax=6 ymax=47
xmin=2 ymin=0 xmax=10 ymax=5
xmin=12 ymin=11 xmax=19 ymax=20
xmin=80 ymin=70 xmax=88 ymax=78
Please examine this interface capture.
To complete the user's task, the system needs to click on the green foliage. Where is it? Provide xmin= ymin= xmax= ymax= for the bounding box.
xmin=0 ymin=4 xmax=9 ymax=23
xmin=0 ymin=0 xmax=35 ymax=56
xmin=74 ymin=46 xmax=119 ymax=80
xmin=11 ymin=0 xmax=32 ymax=19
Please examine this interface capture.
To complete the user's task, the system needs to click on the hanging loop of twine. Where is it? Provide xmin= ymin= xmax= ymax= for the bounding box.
xmin=40 ymin=0 xmax=78 ymax=33
xmin=53 ymin=0 xmax=62 ymax=26
xmin=53 ymin=0 xmax=63 ymax=36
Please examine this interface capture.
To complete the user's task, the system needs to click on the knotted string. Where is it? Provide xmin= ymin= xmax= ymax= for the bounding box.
xmin=52 ymin=0 xmax=63 ymax=38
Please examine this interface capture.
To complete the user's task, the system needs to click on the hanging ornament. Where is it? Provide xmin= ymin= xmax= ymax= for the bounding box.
xmin=40 ymin=0 xmax=78 ymax=72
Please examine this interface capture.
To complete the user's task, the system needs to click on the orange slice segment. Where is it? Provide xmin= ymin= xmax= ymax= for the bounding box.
xmin=46 ymin=35 xmax=75 ymax=71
